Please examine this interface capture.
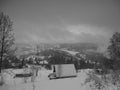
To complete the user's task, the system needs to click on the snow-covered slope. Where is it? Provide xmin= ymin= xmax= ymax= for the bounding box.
xmin=61 ymin=49 xmax=79 ymax=55
xmin=0 ymin=69 xmax=92 ymax=90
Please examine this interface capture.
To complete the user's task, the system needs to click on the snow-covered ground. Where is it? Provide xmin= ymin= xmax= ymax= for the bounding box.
xmin=61 ymin=49 xmax=79 ymax=55
xmin=0 ymin=69 xmax=92 ymax=90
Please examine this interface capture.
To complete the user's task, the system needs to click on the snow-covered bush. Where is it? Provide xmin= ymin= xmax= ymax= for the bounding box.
xmin=84 ymin=71 xmax=107 ymax=90
xmin=84 ymin=70 xmax=120 ymax=90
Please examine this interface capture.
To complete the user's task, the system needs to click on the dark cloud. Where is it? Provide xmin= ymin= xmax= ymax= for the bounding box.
xmin=1 ymin=0 xmax=120 ymax=50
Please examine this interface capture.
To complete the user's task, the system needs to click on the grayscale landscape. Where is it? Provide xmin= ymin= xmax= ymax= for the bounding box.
xmin=0 ymin=0 xmax=120 ymax=90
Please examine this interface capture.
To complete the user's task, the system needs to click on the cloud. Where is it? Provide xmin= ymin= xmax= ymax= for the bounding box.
xmin=26 ymin=25 xmax=76 ymax=43
xmin=14 ymin=20 xmax=118 ymax=51
xmin=67 ymin=24 xmax=113 ymax=41
xmin=15 ymin=23 xmax=113 ymax=44
xmin=67 ymin=24 xmax=111 ymax=36
xmin=66 ymin=24 xmax=114 ymax=51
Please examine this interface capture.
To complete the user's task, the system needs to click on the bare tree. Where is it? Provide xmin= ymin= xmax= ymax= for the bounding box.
xmin=0 ymin=12 xmax=15 ymax=73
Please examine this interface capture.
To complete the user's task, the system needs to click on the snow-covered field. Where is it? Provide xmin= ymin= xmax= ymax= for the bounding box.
xmin=61 ymin=49 xmax=79 ymax=55
xmin=0 ymin=69 xmax=91 ymax=90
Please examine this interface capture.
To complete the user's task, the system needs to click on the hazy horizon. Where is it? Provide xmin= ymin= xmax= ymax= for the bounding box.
xmin=0 ymin=0 xmax=120 ymax=50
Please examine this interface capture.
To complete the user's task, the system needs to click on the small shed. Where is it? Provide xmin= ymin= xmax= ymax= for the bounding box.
xmin=50 ymin=64 xmax=77 ymax=79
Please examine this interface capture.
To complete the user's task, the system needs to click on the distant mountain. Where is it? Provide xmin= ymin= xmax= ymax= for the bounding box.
xmin=15 ymin=42 xmax=98 ymax=57
xmin=15 ymin=43 xmax=35 ymax=56
xmin=59 ymin=42 xmax=98 ymax=52
xmin=15 ymin=43 xmax=57 ymax=56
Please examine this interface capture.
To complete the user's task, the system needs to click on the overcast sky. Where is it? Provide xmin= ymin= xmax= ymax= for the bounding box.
xmin=0 ymin=0 xmax=120 ymax=49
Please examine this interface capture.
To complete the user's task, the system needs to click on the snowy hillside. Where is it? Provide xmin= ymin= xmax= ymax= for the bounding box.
xmin=60 ymin=48 xmax=79 ymax=56
xmin=0 ymin=69 xmax=91 ymax=90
